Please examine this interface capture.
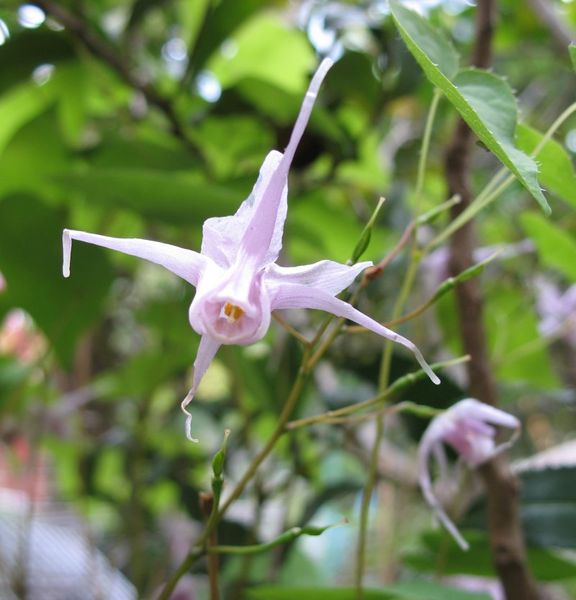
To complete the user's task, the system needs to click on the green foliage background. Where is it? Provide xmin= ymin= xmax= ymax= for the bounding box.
xmin=0 ymin=1 xmax=575 ymax=598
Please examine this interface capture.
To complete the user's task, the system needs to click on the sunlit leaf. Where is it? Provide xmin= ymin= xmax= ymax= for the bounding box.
xmin=389 ymin=0 xmax=549 ymax=213
xmin=521 ymin=213 xmax=576 ymax=282
xmin=184 ymin=0 xmax=276 ymax=82
xmin=208 ymin=14 xmax=315 ymax=94
xmin=0 ymin=81 xmax=56 ymax=156
xmin=517 ymin=124 xmax=576 ymax=209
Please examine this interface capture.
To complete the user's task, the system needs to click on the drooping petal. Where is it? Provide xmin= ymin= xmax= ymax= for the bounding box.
xmin=418 ymin=398 xmax=521 ymax=548
xmin=63 ymin=229 xmax=209 ymax=286
xmin=267 ymin=260 xmax=372 ymax=296
xmin=181 ymin=335 xmax=221 ymax=443
xmin=270 ymin=282 xmax=440 ymax=385
xmin=449 ymin=399 xmax=520 ymax=466
xmin=418 ymin=430 xmax=470 ymax=550
xmin=201 ymin=151 xmax=287 ymax=268
xmin=239 ymin=58 xmax=334 ymax=266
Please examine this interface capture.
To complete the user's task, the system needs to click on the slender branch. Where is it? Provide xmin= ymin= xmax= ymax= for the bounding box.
xmin=444 ymin=2 xmax=539 ymax=599
xmin=200 ymin=493 xmax=220 ymax=600
xmin=272 ymin=312 xmax=312 ymax=346
xmin=287 ymin=356 xmax=468 ymax=430
xmin=156 ymin=349 xmax=312 ymax=600
xmin=354 ymin=86 xmax=443 ymax=597
xmin=32 ymin=0 xmax=199 ymax=154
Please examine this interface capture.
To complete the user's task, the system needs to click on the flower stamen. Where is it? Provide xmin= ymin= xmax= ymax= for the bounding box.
xmin=223 ymin=302 xmax=244 ymax=323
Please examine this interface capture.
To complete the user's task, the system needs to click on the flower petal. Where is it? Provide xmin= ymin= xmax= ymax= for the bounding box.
xmin=450 ymin=398 xmax=520 ymax=465
xmin=181 ymin=335 xmax=221 ymax=443
xmin=452 ymin=398 xmax=520 ymax=433
xmin=63 ymin=229 xmax=209 ymax=285
xmin=267 ymin=260 xmax=372 ymax=296
xmin=239 ymin=58 xmax=334 ymax=265
xmin=270 ymin=282 xmax=440 ymax=385
xmin=418 ymin=432 xmax=470 ymax=550
xmin=201 ymin=151 xmax=287 ymax=267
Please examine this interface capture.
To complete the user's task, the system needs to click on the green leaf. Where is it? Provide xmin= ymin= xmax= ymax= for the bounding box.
xmin=0 ymin=110 xmax=69 ymax=198
xmin=0 ymin=195 xmax=113 ymax=366
xmin=208 ymin=14 xmax=315 ymax=94
xmin=0 ymin=29 xmax=75 ymax=95
xmin=569 ymin=43 xmax=576 ymax=72
xmin=0 ymin=81 xmax=56 ymax=156
xmin=247 ymin=589 xmax=394 ymax=600
xmin=54 ymin=62 xmax=88 ymax=146
xmin=390 ymin=1 xmax=459 ymax=79
xmin=484 ymin=280 xmax=557 ymax=388
xmin=52 ymin=168 xmax=244 ymax=225
xmin=247 ymin=584 xmax=489 ymax=600
xmin=521 ymin=467 xmax=576 ymax=548
xmin=405 ymin=529 xmax=576 ymax=581
xmin=388 ymin=582 xmax=491 ymax=600
xmin=191 ymin=115 xmax=274 ymax=178
xmin=389 ymin=0 xmax=549 ymax=214
xmin=517 ymin=123 xmax=576 ymax=209
xmin=521 ymin=213 xmax=576 ymax=282
xmin=184 ymin=0 xmax=276 ymax=82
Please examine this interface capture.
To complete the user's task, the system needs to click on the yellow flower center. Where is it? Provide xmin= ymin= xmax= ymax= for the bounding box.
xmin=223 ymin=302 xmax=244 ymax=323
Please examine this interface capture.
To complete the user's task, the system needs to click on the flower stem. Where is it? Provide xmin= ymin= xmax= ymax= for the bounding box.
xmin=156 ymin=348 xmax=311 ymax=600
xmin=354 ymin=87 xmax=442 ymax=598
xmin=428 ymin=100 xmax=576 ymax=252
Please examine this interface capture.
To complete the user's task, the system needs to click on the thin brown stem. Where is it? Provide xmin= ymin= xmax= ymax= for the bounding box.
xmin=445 ymin=2 xmax=539 ymax=598
xmin=200 ymin=493 xmax=220 ymax=600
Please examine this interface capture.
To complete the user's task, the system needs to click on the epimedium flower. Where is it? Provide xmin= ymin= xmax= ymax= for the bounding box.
xmin=418 ymin=398 xmax=520 ymax=550
xmin=62 ymin=58 xmax=439 ymax=441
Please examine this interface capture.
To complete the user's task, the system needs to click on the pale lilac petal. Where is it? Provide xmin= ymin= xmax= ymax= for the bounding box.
xmin=267 ymin=260 xmax=372 ymax=296
xmin=418 ymin=431 xmax=470 ymax=550
xmin=452 ymin=399 xmax=520 ymax=432
xmin=239 ymin=58 xmax=334 ymax=265
xmin=450 ymin=398 xmax=520 ymax=467
xmin=201 ymin=151 xmax=287 ymax=267
xmin=433 ymin=441 xmax=449 ymax=482
xmin=181 ymin=335 xmax=221 ymax=443
xmin=63 ymin=229 xmax=208 ymax=285
xmin=418 ymin=398 xmax=521 ymax=549
xmin=270 ymin=282 xmax=440 ymax=385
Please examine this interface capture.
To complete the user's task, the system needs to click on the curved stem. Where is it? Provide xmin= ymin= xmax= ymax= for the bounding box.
xmin=354 ymin=88 xmax=441 ymax=597
xmin=156 ymin=349 xmax=311 ymax=600
xmin=415 ymin=89 xmax=443 ymax=214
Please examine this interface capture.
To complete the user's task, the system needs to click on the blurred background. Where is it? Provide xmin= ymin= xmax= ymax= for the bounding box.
xmin=0 ymin=0 xmax=575 ymax=598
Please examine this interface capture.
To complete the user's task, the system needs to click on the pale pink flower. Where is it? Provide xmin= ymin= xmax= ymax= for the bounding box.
xmin=62 ymin=58 xmax=439 ymax=441
xmin=418 ymin=398 xmax=520 ymax=549
xmin=0 ymin=309 xmax=46 ymax=364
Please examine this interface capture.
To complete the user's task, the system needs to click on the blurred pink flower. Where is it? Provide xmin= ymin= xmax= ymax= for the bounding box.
xmin=62 ymin=58 xmax=439 ymax=441
xmin=535 ymin=278 xmax=576 ymax=347
xmin=0 ymin=309 xmax=46 ymax=364
xmin=418 ymin=398 xmax=519 ymax=550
